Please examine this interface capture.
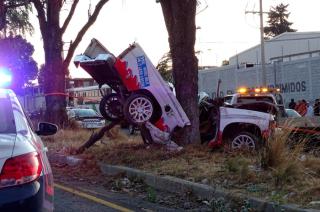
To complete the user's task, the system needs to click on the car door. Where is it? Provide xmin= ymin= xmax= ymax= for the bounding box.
xmin=18 ymin=96 xmax=55 ymax=210
xmin=0 ymin=96 xmax=16 ymax=181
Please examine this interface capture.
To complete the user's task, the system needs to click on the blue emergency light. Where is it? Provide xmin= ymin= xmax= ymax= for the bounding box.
xmin=0 ymin=67 xmax=12 ymax=87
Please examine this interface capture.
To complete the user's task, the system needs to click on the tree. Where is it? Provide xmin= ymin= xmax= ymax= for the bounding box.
xmin=222 ymin=60 xmax=229 ymax=66
xmin=0 ymin=0 xmax=33 ymax=36
xmin=264 ymin=3 xmax=296 ymax=39
xmin=30 ymin=0 xmax=110 ymax=126
xmin=158 ymin=0 xmax=200 ymax=144
xmin=156 ymin=52 xmax=173 ymax=83
xmin=0 ymin=35 xmax=38 ymax=92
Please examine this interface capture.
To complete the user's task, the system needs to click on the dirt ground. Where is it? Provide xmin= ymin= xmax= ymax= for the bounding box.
xmin=43 ymin=127 xmax=320 ymax=210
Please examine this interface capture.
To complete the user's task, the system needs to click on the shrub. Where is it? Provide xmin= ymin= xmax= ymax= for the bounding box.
xmin=260 ymin=129 xmax=304 ymax=188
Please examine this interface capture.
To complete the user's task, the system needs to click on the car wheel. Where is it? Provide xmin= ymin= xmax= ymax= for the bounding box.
xmin=99 ymin=93 xmax=123 ymax=121
xmin=124 ymin=93 xmax=156 ymax=125
xmin=230 ymin=132 xmax=260 ymax=150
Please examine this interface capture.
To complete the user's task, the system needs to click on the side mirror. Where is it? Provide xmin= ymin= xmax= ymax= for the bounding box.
xmin=36 ymin=122 xmax=58 ymax=136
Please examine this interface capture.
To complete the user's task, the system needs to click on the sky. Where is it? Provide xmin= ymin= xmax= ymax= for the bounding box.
xmin=27 ymin=0 xmax=320 ymax=78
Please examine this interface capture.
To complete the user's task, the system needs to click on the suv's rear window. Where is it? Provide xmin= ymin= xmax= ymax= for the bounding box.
xmin=0 ymin=97 xmax=16 ymax=133
xmin=237 ymin=96 xmax=274 ymax=104
xmin=224 ymin=96 xmax=233 ymax=104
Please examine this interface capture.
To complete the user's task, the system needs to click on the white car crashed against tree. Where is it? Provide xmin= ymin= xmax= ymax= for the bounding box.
xmin=74 ymin=39 xmax=190 ymax=150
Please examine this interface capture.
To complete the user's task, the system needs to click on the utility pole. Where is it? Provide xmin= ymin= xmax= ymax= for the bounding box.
xmin=259 ymin=0 xmax=266 ymax=86
xmin=245 ymin=0 xmax=268 ymax=86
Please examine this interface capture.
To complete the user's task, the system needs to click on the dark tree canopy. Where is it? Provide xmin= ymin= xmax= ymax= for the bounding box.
xmin=0 ymin=35 xmax=38 ymax=92
xmin=156 ymin=52 xmax=173 ymax=83
xmin=0 ymin=0 xmax=33 ymax=35
xmin=264 ymin=3 xmax=296 ymax=39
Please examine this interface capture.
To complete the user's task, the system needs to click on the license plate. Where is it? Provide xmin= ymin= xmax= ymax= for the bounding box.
xmin=85 ymin=123 xmax=103 ymax=128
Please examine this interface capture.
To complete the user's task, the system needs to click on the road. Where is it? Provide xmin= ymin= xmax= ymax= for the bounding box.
xmin=54 ymin=183 xmax=179 ymax=212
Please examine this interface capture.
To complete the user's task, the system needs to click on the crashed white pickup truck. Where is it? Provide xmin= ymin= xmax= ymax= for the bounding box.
xmin=198 ymin=92 xmax=275 ymax=150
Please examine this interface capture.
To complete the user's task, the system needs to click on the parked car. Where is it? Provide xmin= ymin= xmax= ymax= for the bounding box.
xmin=67 ymin=108 xmax=105 ymax=129
xmin=0 ymin=89 xmax=57 ymax=212
xmin=278 ymin=108 xmax=320 ymax=128
xmin=285 ymin=108 xmax=301 ymax=118
xmin=278 ymin=108 xmax=320 ymax=150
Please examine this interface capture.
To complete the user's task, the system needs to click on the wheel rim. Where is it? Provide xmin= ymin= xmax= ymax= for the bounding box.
xmin=104 ymin=96 xmax=121 ymax=118
xmin=128 ymin=97 xmax=153 ymax=123
xmin=231 ymin=134 xmax=256 ymax=149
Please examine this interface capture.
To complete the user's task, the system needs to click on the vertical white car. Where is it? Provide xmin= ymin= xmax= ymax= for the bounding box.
xmin=74 ymin=39 xmax=190 ymax=144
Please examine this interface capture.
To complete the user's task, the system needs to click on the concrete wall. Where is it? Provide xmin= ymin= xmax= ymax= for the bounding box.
xmin=199 ymin=56 xmax=320 ymax=106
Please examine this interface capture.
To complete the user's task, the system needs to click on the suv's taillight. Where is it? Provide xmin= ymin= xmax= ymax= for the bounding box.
xmin=0 ymin=152 xmax=42 ymax=188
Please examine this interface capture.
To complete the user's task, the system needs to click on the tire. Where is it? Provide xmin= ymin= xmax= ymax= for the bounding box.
xmin=229 ymin=131 xmax=260 ymax=150
xmin=99 ymin=93 xmax=123 ymax=121
xmin=124 ymin=93 xmax=157 ymax=125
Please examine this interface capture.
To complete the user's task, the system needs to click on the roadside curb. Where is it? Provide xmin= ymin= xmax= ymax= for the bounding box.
xmin=99 ymin=163 xmax=319 ymax=212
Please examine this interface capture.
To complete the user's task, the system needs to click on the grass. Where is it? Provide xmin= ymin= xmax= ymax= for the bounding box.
xmin=43 ymin=126 xmax=320 ymax=208
xmin=260 ymin=130 xmax=305 ymax=188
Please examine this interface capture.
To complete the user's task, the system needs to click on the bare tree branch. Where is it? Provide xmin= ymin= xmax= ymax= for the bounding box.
xmin=63 ymin=0 xmax=109 ymax=72
xmin=61 ymin=0 xmax=79 ymax=34
xmin=31 ymin=0 xmax=47 ymax=37
xmin=76 ymin=120 xmax=120 ymax=154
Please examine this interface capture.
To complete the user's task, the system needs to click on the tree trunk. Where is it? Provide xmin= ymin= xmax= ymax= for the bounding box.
xmin=160 ymin=0 xmax=200 ymax=144
xmin=43 ymin=0 xmax=66 ymax=126
xmin=31 ymin=0 xmax=109 ymax=126
xmin=0 ymin=0 xmax=6 ymax=30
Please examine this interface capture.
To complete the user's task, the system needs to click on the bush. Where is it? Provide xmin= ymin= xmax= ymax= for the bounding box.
xmin=260 ymin=130 xmax=304 ymax=188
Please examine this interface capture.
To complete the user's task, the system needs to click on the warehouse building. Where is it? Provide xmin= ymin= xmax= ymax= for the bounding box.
xmin=229 ymin=31 xmax=320 ymax=65
xmin=199 ymin=31 xmax=320 ymax=106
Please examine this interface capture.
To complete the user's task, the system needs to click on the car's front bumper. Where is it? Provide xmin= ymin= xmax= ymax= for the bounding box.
xmin=80 ymin=121 xmax=105 ymax=129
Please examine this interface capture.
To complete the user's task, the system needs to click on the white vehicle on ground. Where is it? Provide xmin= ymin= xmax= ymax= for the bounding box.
xmin=198 ymin=92 xmax=275 ymax=150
